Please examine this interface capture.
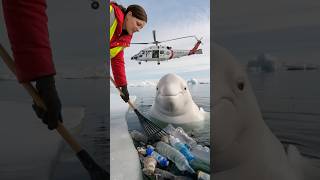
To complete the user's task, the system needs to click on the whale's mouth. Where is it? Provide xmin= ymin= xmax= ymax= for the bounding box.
xmin=159 ymin=91 xmax=183 ymax=97
xmin=213 ymin=96 xmax=234 ymax=108
xmin=157 ymin=91 xmax=185 ymax=115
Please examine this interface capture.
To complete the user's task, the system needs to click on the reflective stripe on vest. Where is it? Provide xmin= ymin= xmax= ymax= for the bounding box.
xmin=110 ymin=46 xmax=124 ymax=59
xmin=110 ymin=5 xmax=117 ymax=41
xmin=110 ymin=5 xmax=124 ymax=59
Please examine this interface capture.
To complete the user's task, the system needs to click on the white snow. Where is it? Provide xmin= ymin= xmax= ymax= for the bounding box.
xmin=0 ymin=101 xmax=84 ymax=180
xmin=128 ymin=80 xmax=157 ymax=87
xmin=110 ymin=93 xmax=142 ymax=180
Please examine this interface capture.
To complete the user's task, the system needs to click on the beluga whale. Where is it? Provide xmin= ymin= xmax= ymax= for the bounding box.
xmin=150 ymin=73 xmax=209 ymax=125
xmin=212 ymin=43 xmax=320 ymax=180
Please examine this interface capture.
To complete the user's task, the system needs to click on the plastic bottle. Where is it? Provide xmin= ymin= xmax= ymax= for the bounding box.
xmin=169 ymin=136 xmax=210 ymax=173
xmin=169 ymin=135 xmax=195 ymax=161
xmin=156 ymin=141 xmax=195 ymax=174
xmin=142 ymin=156 xmax=157 ymax=176
xmin=146 ymin=146 xmax=169 ymax=167
xmin=176 ymin=127 xmax=197 ymax=146
xmin=164 ymin=124 xmax=197 ymax=147
xmin=190 ymin=144 xmax=210 ymax=165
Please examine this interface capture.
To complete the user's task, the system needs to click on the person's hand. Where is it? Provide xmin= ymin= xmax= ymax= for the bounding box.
xmin=32 ymin=75 xmax=63 ymax=130
xmin=119 ymin=85 xmax=129 ymax=102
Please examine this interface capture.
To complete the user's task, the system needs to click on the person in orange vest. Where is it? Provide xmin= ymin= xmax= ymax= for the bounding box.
xmin=110 ymin=2 xmax=147 ymax=102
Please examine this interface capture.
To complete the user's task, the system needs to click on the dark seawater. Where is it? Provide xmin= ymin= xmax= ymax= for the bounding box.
xmin=0 ymin=79 xmax=108 ymax=180
xmin=249 ymin=71 xmax=320 ymax=159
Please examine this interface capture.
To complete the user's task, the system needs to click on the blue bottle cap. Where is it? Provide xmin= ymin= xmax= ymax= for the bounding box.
xmin=159 ymin=159 xmax=169 ymax=167
xmin=146 ymin=147 xmax=153 ymax=156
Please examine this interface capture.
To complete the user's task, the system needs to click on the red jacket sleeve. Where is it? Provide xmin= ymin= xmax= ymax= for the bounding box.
xmin=111 ymin=50 xmax=127 ymax=87
xmin=2 ymin=0 xmax=56 ymax=82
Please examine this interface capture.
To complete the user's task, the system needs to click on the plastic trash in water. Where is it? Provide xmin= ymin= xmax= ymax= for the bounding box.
xmin=146 ymin=145 xmax=169 ymax=167
xmin=161 ymin=135 xmax=170 ymax=144
xmin=190 ymin=144 xmax=210 ymax=165
xmin=169 ymin=135 xmax=210 ymax=173
xmin=197 ymin=170 xmax=210 ymax=180
xmin=169 ymin=135 xmax=195 ymax=161
xmin=156 ymin=141 xmax=195 ymax=174
xmin=164 ymin=124 xmax=197 ymax=147
xmin=142 ymin=156 xmax=157 ymax=176
xmin=164 ymin=124 xmax=210 ymax=165
xmin=130 ymin=130 xmax=148 ymax=143
xmin=137 ymin=146 xmax=147 ymax=155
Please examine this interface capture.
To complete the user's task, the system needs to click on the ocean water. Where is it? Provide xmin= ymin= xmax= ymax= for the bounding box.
xmin=0 ymin=78 xmax=108 ymax=180
xmin=249 ymin=71 xmax=320 ymax=159
xmin=125 ymin=83 xmax=211 ymax=146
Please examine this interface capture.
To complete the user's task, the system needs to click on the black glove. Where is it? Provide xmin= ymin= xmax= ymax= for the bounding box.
xmin=32 ymin=75 xmax=62 ymax=130
xmin=119 ymin=85 xmax=129 ymax=102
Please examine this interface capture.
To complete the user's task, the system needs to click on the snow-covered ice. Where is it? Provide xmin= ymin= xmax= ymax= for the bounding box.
xmin=110 ymin=93 xmax=142 ymax=180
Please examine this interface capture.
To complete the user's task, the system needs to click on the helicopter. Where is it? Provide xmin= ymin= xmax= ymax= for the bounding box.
xmin=130 ymin=30 xmax=203 ymax=65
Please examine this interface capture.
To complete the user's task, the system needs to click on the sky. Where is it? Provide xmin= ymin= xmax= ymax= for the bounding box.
xmin=214 ymin=0 xmax=320 ymax=65
xmin=1 ymin=0 xmax=210 ymax=82
xmin=114 ymin=0 xmax=211 ymax=82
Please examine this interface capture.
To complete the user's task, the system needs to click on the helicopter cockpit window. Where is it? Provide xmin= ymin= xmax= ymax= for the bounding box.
xmin=160 ymin=50 xmax=164 ymax=54
xmin=152 ymin=50 xmax=159 ymax=58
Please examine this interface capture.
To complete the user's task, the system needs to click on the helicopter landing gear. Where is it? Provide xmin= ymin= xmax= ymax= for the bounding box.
xmin=157 ymin=62 xmax=160 ymax=65
xmin=138 ymin=61 xmax=142 ymax=65
xmin=90 ymin=0 xmax=99 ymax=9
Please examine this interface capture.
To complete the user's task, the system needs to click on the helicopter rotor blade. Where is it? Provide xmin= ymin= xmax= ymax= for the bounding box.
xmin=131 ymin=42 xmax=155 ymax=45
xmin=159 ymin=35 xmax=197 ymax=43
xmin=131 ymin=34 xmax=203 ymax=45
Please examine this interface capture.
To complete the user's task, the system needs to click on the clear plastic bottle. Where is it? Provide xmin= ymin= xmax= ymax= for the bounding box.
xmin=169 ymin=136 xmax=210 ymax=173
xmin=169 ymin=135 xmax=195 ymax=161
xmin=190 ymin=144 xmax=210 ymax=165
xmin=156 ymin=141 xmax=195 ymax=174
xmin=164 ymin=124 xmax=197 ymax=147
xmin=176 ymin=127 xmax=197 ymax=146
xmin=146 ymin=146 xmax=169 ymax=167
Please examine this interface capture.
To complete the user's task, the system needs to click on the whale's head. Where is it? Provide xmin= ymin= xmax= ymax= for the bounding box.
xmin=213 ymin=43 xmax=264 ymax=170
xmin=154 ymin=73 xmax=195 ymax=116
xmin=150 ymin=73 xmax=203 ymax=124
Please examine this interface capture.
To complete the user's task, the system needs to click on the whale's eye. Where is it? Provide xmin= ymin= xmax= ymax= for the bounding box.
xmin=237 ymin=82 xmax=244 ymax=91
xmin=156 ymin=87 xmax=158 ymax=91
xmin=184 ymin=87 xmax=187 ymax=90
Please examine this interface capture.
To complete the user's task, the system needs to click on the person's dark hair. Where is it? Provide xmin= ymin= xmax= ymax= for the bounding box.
xmin=111 ymin=2 xmax=147 ymax=22
xmin=126 ymin=5 xmax=147 ymax=23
